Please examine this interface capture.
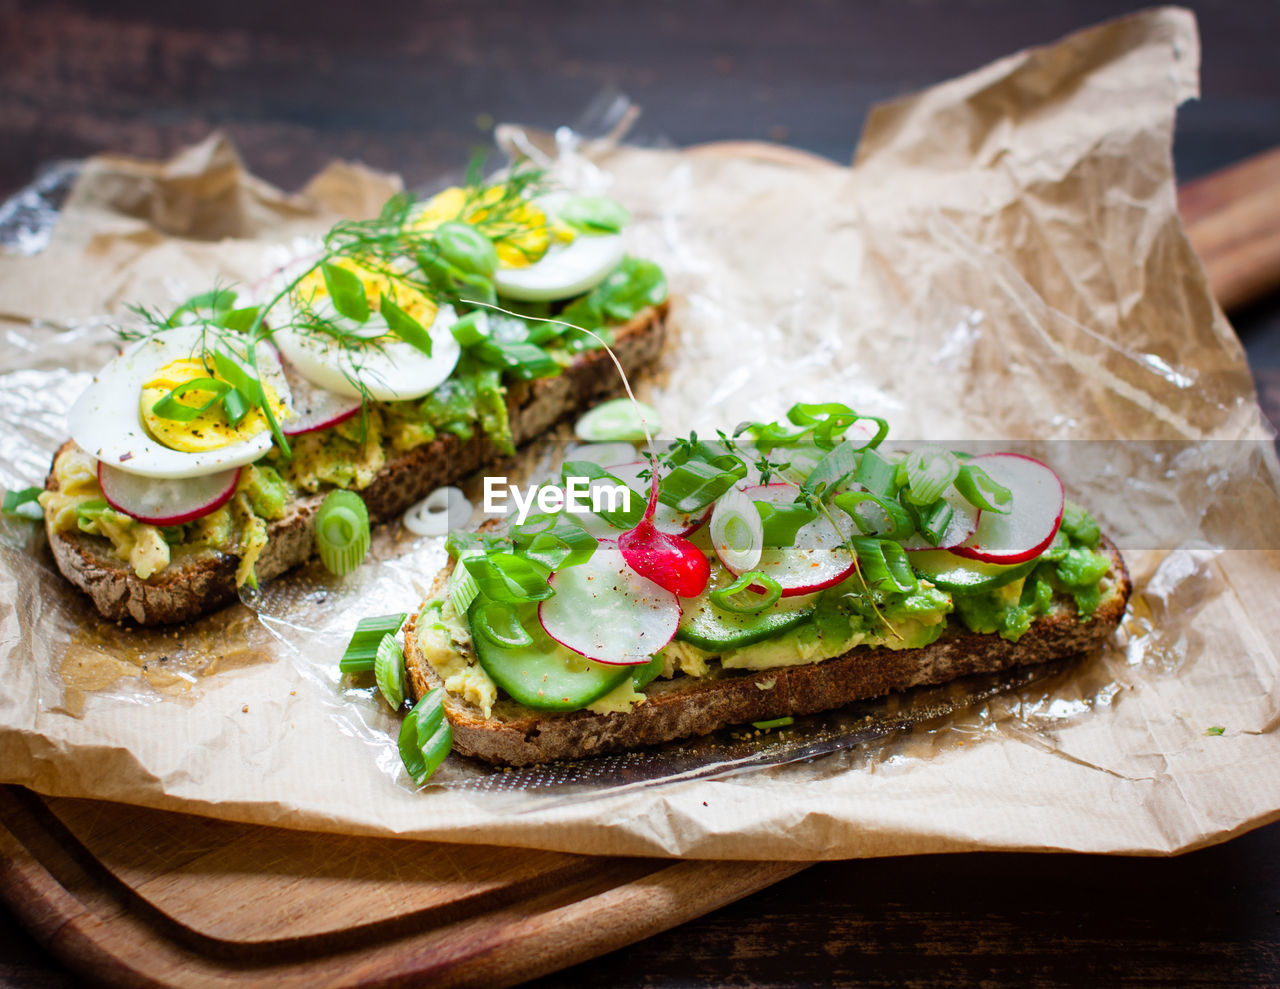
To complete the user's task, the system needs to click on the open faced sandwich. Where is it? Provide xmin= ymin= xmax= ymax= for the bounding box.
xmin=37 ymin=166 xmax=669 ymax=624
xmin=395 ymin=403 xmax=1130 ymax=771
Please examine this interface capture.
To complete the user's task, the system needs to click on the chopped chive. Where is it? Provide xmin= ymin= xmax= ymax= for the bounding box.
xmin=752 ymin=716 xmax=795 ymax=731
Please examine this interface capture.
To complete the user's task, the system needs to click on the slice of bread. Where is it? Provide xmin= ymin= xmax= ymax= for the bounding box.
xmin=403 ymin=537 xmax=1130 ymax=766
xmin=43 ymin=304 xmax=667 ymax=625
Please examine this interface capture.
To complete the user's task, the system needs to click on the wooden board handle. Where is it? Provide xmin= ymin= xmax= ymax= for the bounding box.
xmin=1178 ymin=146 xmax=1280 ymax=312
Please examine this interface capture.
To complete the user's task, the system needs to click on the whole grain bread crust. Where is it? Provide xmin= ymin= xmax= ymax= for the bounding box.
xmin=403 ymin=537 xmax=1130 ymax=766
xmin=44 ymin=304 xmax=667 ymax=624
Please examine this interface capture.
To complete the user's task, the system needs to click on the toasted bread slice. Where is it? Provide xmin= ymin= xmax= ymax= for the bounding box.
xmin=403 ymin=536 xmax=1130 ymax=767
xmin=44 ymin=304 xmax=667 ymax=625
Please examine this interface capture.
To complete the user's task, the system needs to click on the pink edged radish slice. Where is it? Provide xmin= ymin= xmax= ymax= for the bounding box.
xmin=98 ymin=461 xmax=240 ymax=526
xmin=278 ymin=356 xmax=362 ymax=436
xmin=901 ymin=487 xmax=980 ymax=551
xmin=950 ymin=453 xmax=1064 ymax=564
xmin=539 ymin=542 xmax=681 ymax=665
xmin=606 ymin=461 xmax=712 ymax=536
xmin=734 ymin=483 xmax=856 ymax=596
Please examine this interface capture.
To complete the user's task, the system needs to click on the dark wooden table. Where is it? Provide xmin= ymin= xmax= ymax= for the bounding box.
xmin=3 ymin=2 xmax=1280 ymax=986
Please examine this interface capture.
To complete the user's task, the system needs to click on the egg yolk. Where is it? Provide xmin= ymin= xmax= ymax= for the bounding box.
xmin=139 ymin=359 xmax=288 ymax=453
xmin=413 ymin=185 xmax=573 ymax=269
xmin=293 ymin=257 xmax=439 ymax=329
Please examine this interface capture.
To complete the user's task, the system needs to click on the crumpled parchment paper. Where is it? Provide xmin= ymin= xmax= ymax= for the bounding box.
xmin=2 ymin=7 xmax=1279 ymax=860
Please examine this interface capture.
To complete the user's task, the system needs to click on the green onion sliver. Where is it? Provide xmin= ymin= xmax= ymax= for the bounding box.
xmin=473 ymin=601 xmax=534 ymax=649
xmin=854 ymin=447 xmax=899 ymax=498
xmin=374 ymin=633 xmax=406 ymax=710
xmin=399 ymin=691 xmax=452 ymax=784
xmin=2 ymin=486 xmax=43 ymax=520
xmin=752 ymin=716 xmax=795 ymax=731
xmin=710 ymin=571 xmax=783 ymax=613
xmin=833 ymin=488 xmax=914 ymax=541
xmin=150 ymin=377 xmax=232 ymax=422
xmin=902 ymin=446 xmax=960 ymax=506
xmin=315 ymin=489 xmax=371 ymax=576
xmin=338 ymin=613 xmax=406 ymax=673
xmin=574 ymin=397 xmax=660 ymax=442
xmin=850 ymin=537 xmax=916 ymax=593
xmin=955 ymin=463 xmax=1012 ymax=514
xmin=449 ymin=311 xmax=491 ymax=348
xmin=449 ymin=563 xmax=481 ymax=616
xmin=904 ymin=447 xmax=960 ymax=506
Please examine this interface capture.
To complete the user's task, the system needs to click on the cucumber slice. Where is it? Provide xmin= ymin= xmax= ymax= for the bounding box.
xmin=469 ymin=602 xmax=630 ymax=711
xmin=677 ymin=562 xmax=819 ymax=651
xmin=909 ymin=550 xmax=1036 ymax=593
xmin=631 ymin=652 xmax=665 ymax=690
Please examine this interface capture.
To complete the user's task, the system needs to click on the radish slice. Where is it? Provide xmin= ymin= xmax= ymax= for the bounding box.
xmin=901 ymin=487 xmax=980 ymax=550
xmin=539 ymin=542 xmax=680 ymax=665
xmin=950 ymin=453 xmax=1064 ymax=564
xmin=98 ymin=461 xmax=240 ymax=526
xmin=279 ymin=357 xmax=362 ymax=436
xmin=734 ymin=483 xmax=856 ymax=596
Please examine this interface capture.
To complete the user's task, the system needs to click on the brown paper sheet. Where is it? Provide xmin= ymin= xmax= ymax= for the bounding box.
xmin=2 ymin=7 xmax=1279 ymax=860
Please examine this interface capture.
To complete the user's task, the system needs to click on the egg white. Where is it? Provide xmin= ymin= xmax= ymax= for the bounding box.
xmin=272 ymin=303 xmax=462 ymax=402
xmin=68 ymin=326 xmax=294 ymax=480
xmin=493 ymin=195 xmax=624 ymax=302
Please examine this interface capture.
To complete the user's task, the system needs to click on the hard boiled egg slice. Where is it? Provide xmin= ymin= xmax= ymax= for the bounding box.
xmin=273 ymin=260 xmax=460 ymax=401
xmin=69 ymin=326 xmax=293 ymax=480
xmin=493 ymin=194 xmax=624 ymax=302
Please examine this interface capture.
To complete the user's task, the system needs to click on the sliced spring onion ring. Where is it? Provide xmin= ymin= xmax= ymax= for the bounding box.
xmin=399 ymin=690 xmax=452 ymax=784
xmin=374 ymin=633 xmax=406 ymax=709
xmin=755 ymin=501 xmax=819 ymax=546
xmin=902 ymin=446 xmax=960 ymax=506
xmin=338 ymin=613 xmax=407 ymax=673
xmin=833 ymin=488 xmax=914 ymax=540
xmin=904 ymin=495 xmax=955 ymax=547
xmin=448 ymin=562 xmax=481 ymax=616
xmin=710 ymin=570 xmax=783 ymax=613
xmin=849 ymin=537 xmax=916 ymax=593
xmin=473 ymin=601 xmax=535 ymax=649
xmin=709 ymin=486 xmax=764 ymax=573
xmin=574 ymin=397 xmax=661 ymax=442
xmin=955 ymin=463 xmax=1013 ymax=514
xmin=315 ymin=490 xmax=371 ymax=576
xmin=1 ymin=486 xmax=42 ymax=520
xmin=463 ymin=553 xmax=554 ymax=604
xmin=449 ymin=311 xmax=491 ymax=347
xmin=403 ymin=486 xmax=472 ymax=536
xmin=854 ymin=447 xmax=899 ymax=497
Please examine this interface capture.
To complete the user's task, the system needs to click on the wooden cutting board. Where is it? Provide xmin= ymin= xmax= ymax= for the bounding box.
xmin=2 ymin=143 xmax=1278 ymax=989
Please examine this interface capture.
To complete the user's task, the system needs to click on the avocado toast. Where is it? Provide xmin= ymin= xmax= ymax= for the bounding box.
xmin=38 ymin=167 xmax=670 ymax=624
xmin=400 ymin=404 xmax=1130 ymax=768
